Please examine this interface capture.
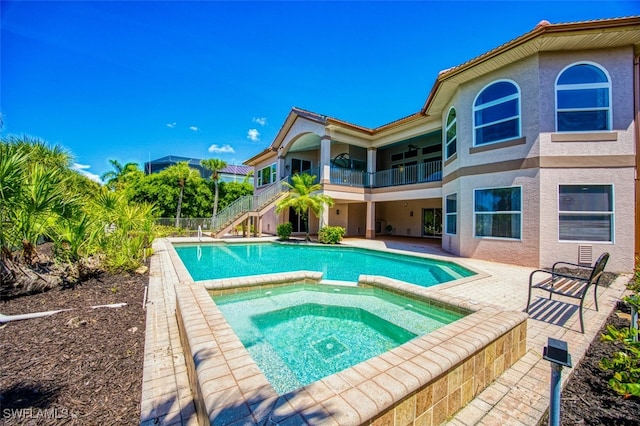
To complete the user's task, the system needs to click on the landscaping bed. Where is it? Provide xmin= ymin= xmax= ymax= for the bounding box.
xmin=560 ymin=303 xmax=640 ymax=425
xmin=0 ymin=272 xmax=147 ymax=425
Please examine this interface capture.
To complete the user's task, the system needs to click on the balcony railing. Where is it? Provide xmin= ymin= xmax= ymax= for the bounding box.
xmin=371 ymin=160 xmax=442 ymax=188
xmin=282 ymin=160 xmax=442 ymax=189
xmin=328 ymin=160 xmax=442 ymax=189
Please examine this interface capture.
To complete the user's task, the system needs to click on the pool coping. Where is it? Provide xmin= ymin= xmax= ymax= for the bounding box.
xmin=168 ymin=238 xmax=490 ymax=291
xmin=165 ymin=239 xmax=528 ymax=425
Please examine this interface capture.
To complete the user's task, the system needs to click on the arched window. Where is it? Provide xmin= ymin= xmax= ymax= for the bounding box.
xmin=555 ymin=62 xmax=611 ymax=132
xmin=445 ymin=107 xmax=457 ymax=159
xmin=473 ymin=80 xmax=521 ymax=146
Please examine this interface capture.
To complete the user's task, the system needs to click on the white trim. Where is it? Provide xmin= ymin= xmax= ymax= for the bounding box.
xmin=444 ymin=107 xmax=457 ymax=160
xmin=556 ymin=183 xmax=615 ymax=243
xmin=473 ymin=185 xmax=523 ymax=240
xmin=444 ymin=192 xmax=457 ymax=236
xmin=554 ymin=61 xmax=612 ymax=132
xmin=472 ymin=79 xmax=522 ymax=147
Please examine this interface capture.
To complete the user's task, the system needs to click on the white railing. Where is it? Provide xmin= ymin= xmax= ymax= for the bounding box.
xmin=254 ymin=178 xmax=289 ymax=212
xmin=327 ymin=160 xmax=442 ymax=188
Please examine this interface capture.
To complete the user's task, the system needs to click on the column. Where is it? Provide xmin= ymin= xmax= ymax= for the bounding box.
xmin=365 ymin=201 xmax=376 ymax=239
xmin=320 ymin=208 xmax=329 ymax=230
xmin=320 ymin=135 xmax=331 ymax=185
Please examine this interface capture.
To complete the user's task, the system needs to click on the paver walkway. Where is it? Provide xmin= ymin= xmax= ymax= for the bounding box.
xmin=140 ymin=236 xmax=631 ymax=425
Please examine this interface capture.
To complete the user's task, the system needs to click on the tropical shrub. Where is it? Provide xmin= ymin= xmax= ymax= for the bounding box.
xmin=599 ymin=268 xmax=640 ymax=398
xmin=318 ymin=226 xmax=345 ymax=244
xmin=277 ymin=222 xmax=293 ymax=240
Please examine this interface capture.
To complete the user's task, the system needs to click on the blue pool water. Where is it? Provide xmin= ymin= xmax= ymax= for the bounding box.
xmin=213 ymin=284 xmax=464 ymax=394
xmin=175 ymin=242 xmax=474 ymax=287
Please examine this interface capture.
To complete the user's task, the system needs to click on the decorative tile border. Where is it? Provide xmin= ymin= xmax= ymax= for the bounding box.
xmin=168 ymin=240 xmax=528 ymax=425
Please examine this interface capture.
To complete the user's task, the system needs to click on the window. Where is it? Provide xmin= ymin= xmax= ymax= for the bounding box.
xmin=445 ymin=193 xmax=457 ymax=235
xmin=559 ymin=185 xmax=613 ymax=242
xmin=473 ymin=80 xmax=521 ymax=146
xmin=291 ymin=158 xmax=311 ymax=175
xmin=474 ymin=187 xmax=521 ymax=239
xmin=257 ymin=162 xmax=277 ymax=186
xmin=445 ymin=107 xmax=457 ymax=159
xmin=556 ymin=62 xmax=611 ymax=132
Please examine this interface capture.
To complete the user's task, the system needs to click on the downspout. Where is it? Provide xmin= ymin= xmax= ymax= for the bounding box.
xmin=635 ymin=53 xmax=640 ymax=265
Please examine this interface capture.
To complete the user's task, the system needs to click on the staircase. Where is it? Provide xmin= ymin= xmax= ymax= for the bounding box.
xmin=210 ymin=178 xmax=289 ymax=238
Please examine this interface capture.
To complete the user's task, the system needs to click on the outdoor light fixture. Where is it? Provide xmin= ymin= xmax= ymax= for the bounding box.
xmin=336 ymin=209 xmax=340 ymax=215
xmin=543 ymin=337 xmax=572 ymax=426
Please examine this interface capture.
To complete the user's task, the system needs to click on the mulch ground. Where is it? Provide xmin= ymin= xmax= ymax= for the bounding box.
xmin=1 ymin=265 xmax=639 ymax=425
xmin=560 ymin=302 xmax=640 ymax=425
xmin=0 ymin=272 xmax=147 ymax=425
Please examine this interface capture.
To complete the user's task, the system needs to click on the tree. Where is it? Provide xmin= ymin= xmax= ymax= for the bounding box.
xmin=164 ymin=162 xmax=201 ymax=227
xmin=200 ymin=158 xmax=227 ymax=226
xmin=218 ymin=180 xmax=253 ymax=211
xmin=101 ymin=159 xmax=142 ymax=190
xmin=275 ymin=173 xmax=334 ymax=241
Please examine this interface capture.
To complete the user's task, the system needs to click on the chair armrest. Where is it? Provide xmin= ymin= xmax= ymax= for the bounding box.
xmin=529 ymin=268 xmax=590 ymax=285
xmin=551 ymin=261 xmax=592 ymax=272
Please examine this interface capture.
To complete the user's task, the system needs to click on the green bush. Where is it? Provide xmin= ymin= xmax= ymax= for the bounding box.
xmin=318 ymin=226 xmax=345 ymax=244
xmin=599 ymin=264 xmax=640 ymax=398
xmin=277 ymin=222 xmax=293 ymax=240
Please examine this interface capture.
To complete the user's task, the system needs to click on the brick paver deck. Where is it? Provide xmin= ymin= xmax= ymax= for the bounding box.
xmin=140 ymin=236 xmax=630 ymax=425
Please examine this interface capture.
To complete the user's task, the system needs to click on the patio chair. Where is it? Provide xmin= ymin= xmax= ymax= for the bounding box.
xmin=525 ymin=252 xmax=610 ymax=333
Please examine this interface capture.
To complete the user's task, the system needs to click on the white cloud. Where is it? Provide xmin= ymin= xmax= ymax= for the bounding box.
xmin=252 ymin=117 xmax=267 ymax=126
xmin=207 ymin=144 xmax=235 ymax=154
xmin=189 ymin=126 xmax=199 ymax=132
xmin=166 ymin=122 xmax=176 ymax=128
xmin=247 ymin=128 xmax=260 ymax=142
xmin=72 ymin=163 xmax=102 ymax=183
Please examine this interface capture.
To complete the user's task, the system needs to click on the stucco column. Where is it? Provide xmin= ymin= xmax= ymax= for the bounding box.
xmin=367 ymin=147 xmax=377 ymax=174
xmin=365 ymin=201 xmax=376 ymax=239
xmin=277 ymin=154 xmax=286 ymax=179
xmin=320 ymin=135 xmax=331 ymax=184
xmin=320 ymin=208 xmax=329 ymax=230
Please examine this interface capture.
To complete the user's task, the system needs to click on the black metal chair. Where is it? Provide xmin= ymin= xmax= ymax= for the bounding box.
xmin=525 ymin=252 xmax=610 ymax=333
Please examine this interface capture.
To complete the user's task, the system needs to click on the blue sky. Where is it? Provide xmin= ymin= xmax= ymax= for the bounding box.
xmin=1 ymin=1 xmax=638 ymax=182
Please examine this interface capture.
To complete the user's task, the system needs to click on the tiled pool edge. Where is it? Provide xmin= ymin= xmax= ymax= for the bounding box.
xmin=168 ymin=242 xmax=528 ymax=425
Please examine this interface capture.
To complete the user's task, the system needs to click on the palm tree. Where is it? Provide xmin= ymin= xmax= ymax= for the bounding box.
xmin=276 ymin=173 xmax=334 ymax=241
xmin=101 ymin=159 xmax=141 ymax=190
xmin=165 ymin=162 xmax=200 ymax=228
xmin=200 ymin=158 xmax=227 ymax=227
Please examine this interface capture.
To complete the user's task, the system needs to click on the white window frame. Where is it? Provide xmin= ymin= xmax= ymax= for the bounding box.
xmin=473 ymin=185 xmax=522 ymax=240
xmin=444 ymin=107 xmax=457 ymax=160
xmin=473 ymin=79 xmax=522 ymax=147
xmin=555 ymin=61 xmax=612 ymax=132
xmin=257 ymin=162 xmax=277 ymax=187
xmin=557 ymin=184 xmax=614 ymax=243
xmin=445 ymin=192 xmax=457 ymax=235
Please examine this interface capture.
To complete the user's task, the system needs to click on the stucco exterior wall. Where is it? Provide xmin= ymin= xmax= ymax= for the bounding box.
xmin=538 ymin=47 xmax=635 ymax=155
xmin=377 ymin=198 xmax=442 ymax=237
xmin=453 ymin=55 xmax=541 ymax=169
xmin=457 ymin=169 xmax=541 ymax=267
xmin=539 ymin=167 xmax=635 ymax=272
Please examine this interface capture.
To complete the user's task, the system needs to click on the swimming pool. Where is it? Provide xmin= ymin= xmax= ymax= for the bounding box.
xmin=213 ymin=283 xmax=465 ymax=394
xmin=175 ymin=242 xmax=475 ymax=287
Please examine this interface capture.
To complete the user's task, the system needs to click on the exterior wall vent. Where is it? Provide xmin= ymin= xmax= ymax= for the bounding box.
xmin=578 ymin=245 xmax=593 ymax=265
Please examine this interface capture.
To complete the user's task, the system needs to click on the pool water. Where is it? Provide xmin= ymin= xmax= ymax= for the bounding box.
xmin=213 ymin=284 xmax=465 ymax=394
xmin=176 ymin=242 xmax=474 ymax=287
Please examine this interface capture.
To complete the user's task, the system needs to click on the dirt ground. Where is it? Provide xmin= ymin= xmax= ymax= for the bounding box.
xmin=0 ymin=272 xmax=147 ymax=425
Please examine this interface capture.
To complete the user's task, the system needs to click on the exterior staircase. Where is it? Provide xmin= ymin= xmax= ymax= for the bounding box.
xmin=210 ymin=178 xmax=289 ymax=238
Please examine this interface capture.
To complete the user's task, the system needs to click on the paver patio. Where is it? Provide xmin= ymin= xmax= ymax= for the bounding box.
xmin=140 ymin=236 xmax=631 ymax=426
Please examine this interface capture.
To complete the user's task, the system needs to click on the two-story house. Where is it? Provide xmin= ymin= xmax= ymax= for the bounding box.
xmin=244 ymin=17 xmax=640 ymax=272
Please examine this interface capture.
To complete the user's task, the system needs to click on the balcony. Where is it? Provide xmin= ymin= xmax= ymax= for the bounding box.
xmin=329 ymin=160 xmax=442 ymax=188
